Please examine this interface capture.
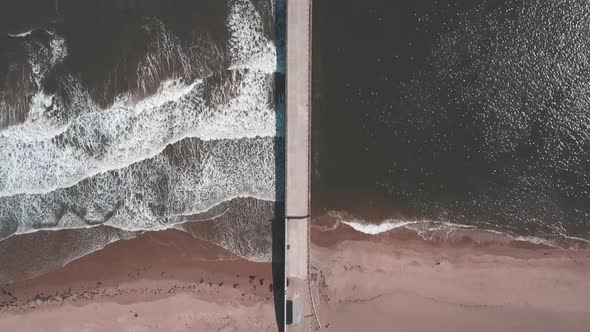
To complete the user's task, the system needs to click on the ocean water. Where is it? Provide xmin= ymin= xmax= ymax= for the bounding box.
xmin=0 ymin=0 xmax=284 ymax=283
xmin=313 ymin=0 xmax=590 ymax=246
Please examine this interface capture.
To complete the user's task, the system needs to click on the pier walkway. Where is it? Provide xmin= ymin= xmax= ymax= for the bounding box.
xmin=285 ymin=0 xmax=318 ymax=331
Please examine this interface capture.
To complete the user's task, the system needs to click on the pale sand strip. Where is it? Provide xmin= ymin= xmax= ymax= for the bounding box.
xmin=310 ymin=225 xmax=590 ymax=332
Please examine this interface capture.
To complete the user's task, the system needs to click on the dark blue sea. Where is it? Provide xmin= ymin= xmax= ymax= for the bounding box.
xmin=312 ymin=0 xmax=590 ymax=247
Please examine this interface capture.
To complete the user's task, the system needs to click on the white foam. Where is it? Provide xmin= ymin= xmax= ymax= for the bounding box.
xmin=0 ymin=73 xmax=277 ymax=197
xmin=8 ymin=30 xmax=33 ymax=38
xmin=561 ymin=234 xmax=590 ymax=244
xmin=3 ymin=193 xmax=264 ymax=238
xmin=227 ymin=0 xmax=277 ymax=73
xmin=513 ymin=235 xmax=554 ymax=246
xmin=341 ymin=220 xmax=418 ymax=235
xmin=330 ymin=211 xmax=425 ymax=235
xmin=331 ymin=211 xmax=590 ymax=248
xmin=1 ymin=92 xmax=64 ymax=141
xmin=0 ymin=0 xmax=283 ymax=238
xmin=2 ymin=136 xmax=280 ymax=234
xmin=0 ymin=13 xmax=280 ymax=198
xmin=47 ymin=29 xmax=67 ymax=65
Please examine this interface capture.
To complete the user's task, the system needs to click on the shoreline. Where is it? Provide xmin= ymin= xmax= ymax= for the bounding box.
xmin=0 ymin=197 xmax=278 ymax=285
xmin=0 ymin=228 xmax=278 ymax=331
xmin=1 ymin=212 xmax=589 ymax=330
xmin=314 ymin=210 xmax=590 ymax=250
xmin=310 ymin=221 xmax=590 ymax=331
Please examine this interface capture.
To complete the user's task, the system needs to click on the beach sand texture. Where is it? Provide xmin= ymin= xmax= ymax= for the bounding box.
xmin=0 ymin=230 xmax=277 ymax=331
xmin=311 ymin=223 xmax=590 ymax=332
xmin=2 ymin=221 xmax=590 ymax=331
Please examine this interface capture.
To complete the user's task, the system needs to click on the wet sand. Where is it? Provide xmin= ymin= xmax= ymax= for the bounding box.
xmin=310 ymin=222 xmax=590 ymax=331
xmin=0 ymin=229 xmax=277 ymax=331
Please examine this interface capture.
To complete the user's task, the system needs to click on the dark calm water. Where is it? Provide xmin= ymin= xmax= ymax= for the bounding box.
xmin=313 ymin=0 xmax=590 ymax=242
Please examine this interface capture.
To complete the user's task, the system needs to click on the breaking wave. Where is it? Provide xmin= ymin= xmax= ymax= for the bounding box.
xmin=0 ymin=0 xmax=284 ymax=246
xmin=327 ymin=211 xmax=590 ymax=250
xmin=0 ymin=196 xmax=278 ymax=284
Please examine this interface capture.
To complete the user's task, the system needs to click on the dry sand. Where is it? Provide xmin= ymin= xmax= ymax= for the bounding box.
xmin=0 ymin=229 xmax=278 ymax=331
xmin=310 ymin=223 xmax=590 ymax=332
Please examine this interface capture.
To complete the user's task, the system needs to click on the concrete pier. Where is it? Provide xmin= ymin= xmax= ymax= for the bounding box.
xmin=285 ymin=0 xmax=316 ymax=331
xmin=285 ymin=0 xmax=311 ymax=217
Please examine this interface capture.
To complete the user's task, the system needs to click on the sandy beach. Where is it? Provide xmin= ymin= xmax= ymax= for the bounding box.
xmin=2 ymin=218 xmax=590 ymax=332
xmin=310 ymin=222 xmax=590 ymax=331
xmin=0 ymin=229 xmax=278 ymax=331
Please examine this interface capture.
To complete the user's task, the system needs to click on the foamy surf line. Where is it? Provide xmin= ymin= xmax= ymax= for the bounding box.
xmin=328 ymin=212 xmax=590 ymax=250
xmin=0 ymin=50 xmax=279 ymax=198
xmin=7 ymin=30 xmax=34 ymax=38
xmin=0 ymin=136 xmax=282 ymax=237
xmin=1 ymin=195 xmax=277 ymax=240
xmin=0 ymin=196 xmax=277 ymax=283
